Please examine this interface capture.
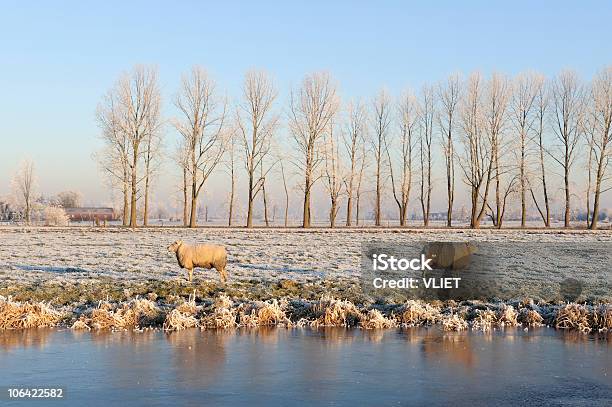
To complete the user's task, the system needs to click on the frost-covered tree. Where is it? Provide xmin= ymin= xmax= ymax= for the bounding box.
xmin=586 ymin=66 xmax=612 ymax=229
xmin=236 ymin=70 xmax=278 ymax=228
xmin=289 ymin=72 xmax=339 ymax=228
xmin=56 ymin=191 xmax=82 ymax=208
xmin=173 ymin=66 xmax=227 ymax=228
xmin=12 ymin=159 xmax=36 ymax=225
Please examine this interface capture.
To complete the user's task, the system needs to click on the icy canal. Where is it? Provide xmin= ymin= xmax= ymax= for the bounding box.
xmin=0 ymin=327 xmax=610 ymax=406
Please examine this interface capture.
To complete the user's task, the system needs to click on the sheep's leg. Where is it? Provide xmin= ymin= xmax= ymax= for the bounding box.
xmin=188 ymin=268 xmax=193 ymax=283
xmin=219 ymin=267 xmax=227 ymax=283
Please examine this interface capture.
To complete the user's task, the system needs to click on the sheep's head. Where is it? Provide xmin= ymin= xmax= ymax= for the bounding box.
xmin=168 ymin=240 xmax=183 ymax=253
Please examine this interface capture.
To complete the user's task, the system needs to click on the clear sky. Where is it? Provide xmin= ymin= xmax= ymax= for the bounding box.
xmin=0 ymin=1 xmax=611 ymax=214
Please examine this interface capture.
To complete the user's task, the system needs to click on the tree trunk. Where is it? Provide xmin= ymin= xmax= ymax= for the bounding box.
xmin=303 ymin=185 xmax=311 ymax=228
xmin=228 ymin=171 xmax=235 ymax=227
xmin=355 ymin=193 xmax=361 ymax=226
xmin=589 ymin=158 xmax=605 ymax=230
xmin=303 ymin=159 xmax=311 ymax=228
xmin=129 ymin=150 xmax=138 ymax=228
xmin=284 ymin=197 xmax=289 ymax=227
xmin=143 ymin=174 xmax=149 ymax=227
xmin=281 ymin=163 xmax=289 ymax=227
xmin=330 ymin=200 xmax=337 ymax=228
xmin=246 ymin=173 xmax=254 ymax=228
xmin=495 ymin=152 xmax=501 ymax=229
xmin=262 ymin=180 xmax=269 ymax=227
xmin=122 ymin=173 xmax=129 ymax=227
xmin=520 ymin=135 xmax=526 ymax=228
xmin=446 ymin=172 xmax=453 ymax=227
xmin=446 ymin=136 xmax=454 ymax=227
xmin=182 ymin=167 xmax=188 ymax=227
xmin=375 ymin=160 xmax=381 ymax=226
xmin=399 ymin=206 xmax=406 ymax=227
xmin=346 ymin=195 xmax=353 ymax=227
xmin=564 ymin=159 xmax=570 ymax=228
xmin=538 ymin=132 xmax=551 ymax=227
xmin=189 ymin=175 xmax=198 ymax=228
xmin=470 ymin=190 xmax=478 ymax=228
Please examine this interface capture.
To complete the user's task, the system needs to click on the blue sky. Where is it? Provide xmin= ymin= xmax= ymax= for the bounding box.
xmin=0 ymin=1 xmax=611 ymax=210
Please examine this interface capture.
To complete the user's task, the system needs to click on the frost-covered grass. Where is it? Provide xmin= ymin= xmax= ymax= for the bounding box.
xmin=2 ymin=293 xmax=611 ymax=334
xmin=1 ymin=227 xmax=611 ymax=304
xmin=1 ymin=226 xmax=610 ymax=285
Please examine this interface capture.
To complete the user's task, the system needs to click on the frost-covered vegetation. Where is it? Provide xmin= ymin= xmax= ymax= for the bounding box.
xmin=0 ymin=228 xmax=610 ymax=334
xmin=1 ymin=293 xmax=611 ymax=334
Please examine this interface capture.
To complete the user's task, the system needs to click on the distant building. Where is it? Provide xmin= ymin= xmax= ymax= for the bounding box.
xmin=64 ymin=207 xmax=119 ymax=222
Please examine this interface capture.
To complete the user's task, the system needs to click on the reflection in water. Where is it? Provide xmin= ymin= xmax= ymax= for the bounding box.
xmin=166 ymin=328 xmax=230 ymax=388
xmin=0 ymin=327 xmax=610 ymax=406
xmin=420 ymin=330 xmax=477 ymax=368
xmin=0 ymin=328 xmax=52 ymax=352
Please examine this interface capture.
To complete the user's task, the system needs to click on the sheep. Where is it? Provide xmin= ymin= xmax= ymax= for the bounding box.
xmin=423 ymin=242 xmax=477 ymax=270
xmin=167 ymin=240 xmax=228 ymax=283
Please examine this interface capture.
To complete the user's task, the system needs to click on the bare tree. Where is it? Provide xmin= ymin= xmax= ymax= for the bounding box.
xmin=549 ymin=70 xmax=585 ymax=227
xmin=387 ymin=90 xmax=417 ymax=226
xmin=483 ymin=73 xmax=512 ymax=228
xmin=529 ymin=79 xmax=551 ymax=227
xmin=173 ymin=140 xmax=191 ymax=226
xmin=585 ymin=118 xmax=596 ymax=227
xmin=280 ymin=159 xmax=290 ymax=227
xmin=225 ymin=128 xmax=238 ymax=226
xmin=458 ymin=72 xmax=494 ymax=228
xmin=236 ymin=70 xmax=278 ymax=228
xmin=587 ymin=66 xmax=612 ymax=229
xmin=173 ymin=66 xmax=227 ymax=228
xmin=13 ymin=159 xmax=35 ymax=224
xmin=342 ymin=101 xmax=366 ymax=226
xmin=354 ymin=139 xmax=368 ymax=226
xmin=142 ymin=125 xmax=163 ymax=226
xmin=323 ymin=121 xmax=344 ymax=227
xmin=56 ymin=191 xmax=82 ymax=208
xmin=511 ymin=72 xmax=541 ymax=227
xmin=289 ymin=72 xmax=339 ymax=228
xmin=261 ymin=164 xmax=270 ymax=226
xmin=371 ymin=89 xmax=392 ymax=226
xmin=114 ymin=66 xmax=162 ymax=228
xmin=96 ymin=89 xmax=130 ymax=226
xmin=418 ymin=86 xmax=435 ymax=227
xmin=438 ymin=74 xmax=461 ymax=227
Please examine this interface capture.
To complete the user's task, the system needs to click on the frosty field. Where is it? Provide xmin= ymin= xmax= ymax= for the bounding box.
xmin=0 ymin=226 xmax=610 ymax=302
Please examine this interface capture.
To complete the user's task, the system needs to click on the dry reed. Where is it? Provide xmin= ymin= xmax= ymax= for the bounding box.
xmin=200 ymin=294 xmax=237 ymax=329
xmin=399 ymin=300 xmax=441 ymax=326
xmin=73 ymin=298 xmax=161 ymax=331
xmin=163 ymin=293 xmax=199 ymax=331
xmin=360 ymin=309 xmax=396 ymax=329
xmin=310 ymin=295 xmax=363 ymax=328
xmin=442 ymin=314 xmax=468 ymax=331
xmin=471 ymin=309 xmax=497 ymax=332
xmin=0 ymin=297 xmax=63 ymax=329
xmin=3 ymin=289 xmax=611 ymax=334
xmin=593 ymin=304 xmax=612 ymax=332
xmin=497 ymin=305 xmax=519 ymax=327
xmin=518 ymin=309 xmax=544 ymax=327
xmin=555 ymin=303 xmax=592 ymax=334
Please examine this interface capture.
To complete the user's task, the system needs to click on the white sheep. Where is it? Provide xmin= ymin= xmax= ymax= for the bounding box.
xmin=167 ymin=240 xmax=228 ymax=283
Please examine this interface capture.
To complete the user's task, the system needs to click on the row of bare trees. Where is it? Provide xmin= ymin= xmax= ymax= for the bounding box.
xmin=97 ymin=66 xmax=611 ymax=229
xmin=96 ymin=66 xmax=162 ymax=228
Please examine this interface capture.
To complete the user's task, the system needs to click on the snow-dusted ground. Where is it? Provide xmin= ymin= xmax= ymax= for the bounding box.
xmin=0 ymin=227 xmax=610 ymax=291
